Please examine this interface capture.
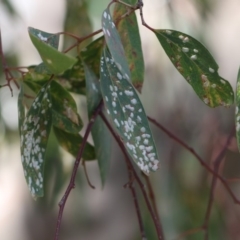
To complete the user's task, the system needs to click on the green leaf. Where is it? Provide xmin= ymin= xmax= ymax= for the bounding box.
xmin=84 ymin=62 xmax=111 ymax=186
xmin=102 ymin=8 xmax=131 ymax=81
xmin=28 ymin=27 xmax=77 ymax=75
xmin=235 ymin=68 xmax=240 ymax=152
xmin=154 ymin=29 xmax=234 ymax=107
xmin=20 ymin=83 xmax=52 ymax=198
xmin=50 ymin=80 xmax=83 ymax=133
xmin=53 ymin=127 xmax=95 ymax=160
xmin=113 ymin=2 xmax=144 ymax=92
xmin=100 ymin=48 xmax=159 ymax=175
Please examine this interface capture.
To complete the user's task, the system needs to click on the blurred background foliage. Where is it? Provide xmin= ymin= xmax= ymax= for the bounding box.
xmin=1 ymin=0 xmax=240 ymax=239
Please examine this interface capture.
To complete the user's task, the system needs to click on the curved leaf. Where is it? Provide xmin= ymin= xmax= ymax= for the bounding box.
xmin=154 ymin=29 xmax=234 ymax=107
xmin=100 ymin=48 xmax=159 ymax=175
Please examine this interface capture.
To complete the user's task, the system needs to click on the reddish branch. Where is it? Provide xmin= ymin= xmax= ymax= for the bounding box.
xmin=148 ymin=117 xmax=240 ymax=204
xmin=0 ymin=30 xmax=19 ymax=94
xmin=142 ymin=173 xmax=164 ymax=238
xmin=82 ymin=160 xmax=96 ymax=189
xmin=54 ymin=100 xmax=103 ymax=240
xmin=202 ymin=128 xmax=234 ymax=240
xmin=100 ymin=111 xmax=164 ymax=240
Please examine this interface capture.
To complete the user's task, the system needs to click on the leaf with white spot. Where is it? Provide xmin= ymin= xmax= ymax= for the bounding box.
xmin=50 ymin=80 xmax=83 ymax=133
xmin=28 ymin=27 xmax=60 ymax=74
xmin=113 ymin=2 xmax=144 ymax=92
xmin=84 ymin=62 xmax=111 ymax=186
xmin=28 ymin=27 xmax=59 ymax=48
xmin=102 ymin=8 xmax=131 ymax=81
xmin=100 ymin=48 xmax=159 ymax=175
xmin=53 ymin=127 xmax=96 ymax=160
xmin=28 ymin=27 xmax=77 ymax=75
xmin=235 ymin=68 xmax=240 ymax=152
xmin=20 ymin=82 xmax=52 ymax=198
xmin=154 ymin=29 xmax=234 ymax=107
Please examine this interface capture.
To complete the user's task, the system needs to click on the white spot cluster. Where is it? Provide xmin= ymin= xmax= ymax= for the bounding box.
xmin=100 ymin=51 xmax=159 ymax=174
xmin=20 ymin=86 xmax=51 ymax=197
xmin=37 ymin=32 xmax=47 ymax=42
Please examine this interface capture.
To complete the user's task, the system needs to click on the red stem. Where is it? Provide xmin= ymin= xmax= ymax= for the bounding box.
xmin=54 ymin=100 xmax=103 ymax=240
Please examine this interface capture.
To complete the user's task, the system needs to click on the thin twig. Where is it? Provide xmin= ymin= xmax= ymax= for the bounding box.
xmin=63 ymin=29 xmax=102 ymax=53
xmin=54 ymin=100 xmax=103 ymax=240
xmin=142 ymin=173 xmax=164 ymax=239
xmin=124 ymin=163 xmax=146 ymax=239
xmin=148 ymin=117 xmax=240 ymax=205
xmin=100 ymin=111 xmax=164 ymax=240
xmin=0 ymin=30 xmax=19 ymax=94
xmin=202 ymin=128 xmax=234 ymax=240
xmin=172 ymin=227 xmax=203 ymax=240
xmin=82 ymin=160 xmax=96 ymax=189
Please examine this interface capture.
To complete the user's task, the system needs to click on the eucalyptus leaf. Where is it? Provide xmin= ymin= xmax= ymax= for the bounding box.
xmin=20 ymin=83 xmax=52 ymax=198
xmin=28 ymin=27 xmax=77 ymax=75
xmin=100 ymin=48 xmax=159 ymax=175
xmin=154 ymin=29 xmax=234 ymax=107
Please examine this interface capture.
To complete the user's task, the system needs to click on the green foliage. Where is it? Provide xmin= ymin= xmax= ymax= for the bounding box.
xmin=1 ymin=0 xmax=238 ymax=239
xmin=15 ymin=0 xmax=236 ymax=199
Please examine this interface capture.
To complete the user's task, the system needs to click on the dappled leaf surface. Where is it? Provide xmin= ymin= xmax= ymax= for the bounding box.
xmin=100 ymin=48 xmax=159 ymax=174
xmin=20 ymin=83 xmax=52 ymax=198
xmin=154 ymin=29 xmax=234 ymax=107
xmin=113 ymin=2 xmax=144 ymax=92
xmin=29 ymin=27 xmax=77 ymax=75
xmin=50 ymin=80 xmax=83 ymax=133
xmin=53 ymin=127 xmax=95 ymax=160
xmin=84 ymin=62 xmax=111 ymax=186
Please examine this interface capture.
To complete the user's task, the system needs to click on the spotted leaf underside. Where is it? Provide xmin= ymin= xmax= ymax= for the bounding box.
xmin=84 ymin=62 xmax=111 ymax=186
xmin=235 ymin=68 xmax=240 ymax=152
xmin=113 ymin=2 xmax=144 ymax=92
xmin=100 ymin=48 xmax=159 ymax=174
xmin=28 ymin=27 xmax=77 ymax=75
xmin=155 ymin=29 xmax=234 ymax=108
xmin=20 ymin=83 xmax=52 ymax=198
